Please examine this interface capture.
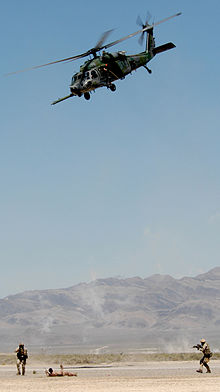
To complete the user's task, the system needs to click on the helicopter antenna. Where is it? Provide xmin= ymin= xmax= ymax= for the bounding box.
xmin=94 ymin=29 xmax=114 ymax=51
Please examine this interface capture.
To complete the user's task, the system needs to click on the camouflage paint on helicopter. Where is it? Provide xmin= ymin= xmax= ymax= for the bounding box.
xmin=70 ymin=50 xmax=150 ymax=93
xmin=67 ymin=26 xmax=175 ymax=102
xmin=7 ymin=13 xmax=181 ymax=104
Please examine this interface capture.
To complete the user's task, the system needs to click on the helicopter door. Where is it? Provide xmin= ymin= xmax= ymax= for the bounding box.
xmin=118 ymin=58 xmax=131 ymax=74
xmin=91 ymin=70 xmax=99 ymax=80
xmin=91 ymin=69 xmax=101 ymax=84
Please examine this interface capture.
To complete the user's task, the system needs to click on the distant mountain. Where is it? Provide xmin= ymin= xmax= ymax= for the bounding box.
xmin=1 ymin=268 xmax=220 ymax=352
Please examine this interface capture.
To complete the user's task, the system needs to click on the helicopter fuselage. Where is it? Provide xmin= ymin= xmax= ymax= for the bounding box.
xmin=69 ymin=50 xmax=152 ymax=97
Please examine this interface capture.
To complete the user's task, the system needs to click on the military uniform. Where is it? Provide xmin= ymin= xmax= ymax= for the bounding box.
xmin=15 ymin=344 xmax=28 ymax=375
xmin=196 ymin=339 xmax=212 ymax=373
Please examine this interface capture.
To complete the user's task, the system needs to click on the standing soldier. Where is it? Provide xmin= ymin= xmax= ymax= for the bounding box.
xmin=193 ymin=338 xmax=212 ymax=373
xmin=15 ymin=343 xmax=28 ymax=375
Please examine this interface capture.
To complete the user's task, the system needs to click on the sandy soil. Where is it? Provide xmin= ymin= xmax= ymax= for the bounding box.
xmin=1 ymin=360 xmax=220 ymax=391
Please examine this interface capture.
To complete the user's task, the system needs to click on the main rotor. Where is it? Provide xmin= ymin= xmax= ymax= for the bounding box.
xmin=7 ymin=12 xmax=181 ymax=76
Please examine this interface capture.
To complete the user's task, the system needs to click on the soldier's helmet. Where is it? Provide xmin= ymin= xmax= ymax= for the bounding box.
xmin=48 ymin=368 xmax=53 ymax=374
xmin=200 ymin=338 xmax=206 ymax=344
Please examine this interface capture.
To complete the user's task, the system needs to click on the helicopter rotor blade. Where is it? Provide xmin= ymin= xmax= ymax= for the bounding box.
xmin=6 ymin=30 xmax=114 ymax=76
xmin=153 ymin=12 xmax=181 ymax=28
xmin=94 ymin=29 xmax=114 ymax=49
xmin=137 ymin=11 xmax=151 ymax=46
xmin=6 ymin=12 xmax=181 ymax=76
xmin=136 ymin=15 xmax=144 ymax=27
xmin=146 ymin=11 xmax=152 ymax=25
xmin=102 ymin=12 xmax=181 ymax=50
xmin=5 ymin=51 xmax=92 ymax=76
xmin=137 ymin=11 xmax=151 ymax=28
xmin=136 ymin=15 xmax=145 ymax=45
xmin=6 ymin=32 xmax=115 ymax=76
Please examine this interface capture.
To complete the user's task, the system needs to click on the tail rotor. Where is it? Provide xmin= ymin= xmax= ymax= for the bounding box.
xmin=136 ymin=12 xmax=151 ymax=46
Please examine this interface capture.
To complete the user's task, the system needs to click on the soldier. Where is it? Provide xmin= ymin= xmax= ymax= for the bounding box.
xmin=45 ymin=364 xmax=77 ymax=377
xmin=15 ymin=343 xmax=28 ymax=375
xmin=195 ymin=338 xmax=212 ymax=373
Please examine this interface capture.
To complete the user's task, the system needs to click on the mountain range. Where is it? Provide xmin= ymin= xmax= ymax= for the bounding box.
xmin=1 ymin=267 xmax=220 ymax=352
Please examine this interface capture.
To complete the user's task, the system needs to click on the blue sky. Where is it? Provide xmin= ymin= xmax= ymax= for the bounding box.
xmin=1 ymin=0 xmax=220 ymax=298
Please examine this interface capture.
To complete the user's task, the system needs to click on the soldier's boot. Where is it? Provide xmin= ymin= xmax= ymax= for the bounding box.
xmin=196 ymin=364 xmax=203 ymax=373
xmin=204 ymin=363 xmax=211 ymax=373
xmin=16 ymin=363 xmax=21 ymax=375
xmin=22 ymin=364 xmax=25 ymax=376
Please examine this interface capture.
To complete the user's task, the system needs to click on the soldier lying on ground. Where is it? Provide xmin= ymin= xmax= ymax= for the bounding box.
xmin=45 ymin=364 xmax=77 ymax=377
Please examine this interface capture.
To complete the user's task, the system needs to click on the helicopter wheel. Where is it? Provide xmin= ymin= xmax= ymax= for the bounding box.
xmin=110 ymin=84 xmax=116 ymax=92
xmin=84 ymin=92 xmax=90 ymax=100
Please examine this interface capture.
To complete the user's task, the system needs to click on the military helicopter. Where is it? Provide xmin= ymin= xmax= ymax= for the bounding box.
xmin=9 ymin=12 xmax=181 ymax=104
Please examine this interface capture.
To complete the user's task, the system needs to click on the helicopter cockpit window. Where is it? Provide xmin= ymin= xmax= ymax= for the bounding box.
xmin=91 ymin=70 xmax=98 ymax=79
xmin=73 ymin=75 xmax=80 ymax=82
xmin=85 ymin=72 xmax=90 ymax=79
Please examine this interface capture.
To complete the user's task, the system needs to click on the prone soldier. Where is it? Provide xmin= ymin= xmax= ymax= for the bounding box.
xmin=45 ymin=364 xmax=77 ymax=377
xmin=193 ymin=338 xmax=212 ymax=373
xmin=15 ymin=343 xmax=28 ymax=375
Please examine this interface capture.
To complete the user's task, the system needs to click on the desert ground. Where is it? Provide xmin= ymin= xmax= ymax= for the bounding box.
xmin=1 ymin=359 xmax=220 ymax=392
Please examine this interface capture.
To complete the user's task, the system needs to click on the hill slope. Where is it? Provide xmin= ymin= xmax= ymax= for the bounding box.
xmin=1 ymin=268 xmax=220 ymax=352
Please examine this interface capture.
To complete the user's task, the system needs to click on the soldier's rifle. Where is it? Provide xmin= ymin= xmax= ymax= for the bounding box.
xmin=193 ymin=344 xmax=202 ymax=350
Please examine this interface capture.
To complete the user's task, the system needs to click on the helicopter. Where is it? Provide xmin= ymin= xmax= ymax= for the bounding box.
xmin=9 ymin=12 xmax=181 ymax=104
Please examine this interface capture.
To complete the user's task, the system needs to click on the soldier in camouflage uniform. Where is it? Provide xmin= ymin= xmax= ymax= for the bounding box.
xmin=45 ymin=364 xmax=77 ymax=377
xmin=195 ymin=338 xmax=212 ymax=373
xmin=15 ymin=343 xmax=28 ymax=375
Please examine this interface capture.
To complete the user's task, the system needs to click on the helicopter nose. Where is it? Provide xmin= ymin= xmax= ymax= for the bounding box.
xmin=70 ymin=86 xmax=79 ymax=94
xmin=84 ymin=81 xmax=92 ymax=89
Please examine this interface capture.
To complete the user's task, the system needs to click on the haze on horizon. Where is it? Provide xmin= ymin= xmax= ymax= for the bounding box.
xmin=1 ymin=0 xmax=220 ymax=298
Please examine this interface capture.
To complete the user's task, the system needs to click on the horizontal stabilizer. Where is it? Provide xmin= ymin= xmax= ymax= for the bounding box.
xmin=153 ymin=42 xmax=176 ymax=55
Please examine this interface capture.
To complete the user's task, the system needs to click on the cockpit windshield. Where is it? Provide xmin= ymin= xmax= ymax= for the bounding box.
xmin=72 ymin=74 xmax=82 ymax=83
xmin=72 ymin=70 xmax=98 ymax=85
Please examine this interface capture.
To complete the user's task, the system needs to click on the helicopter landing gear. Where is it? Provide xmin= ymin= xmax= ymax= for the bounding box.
xmin=143 ymin=65 xmax=152 ymax=74
xmin=84 ymin=92 xmax=90 ymax=100
xmin=110 ymin=84 xmax=116 ymax=92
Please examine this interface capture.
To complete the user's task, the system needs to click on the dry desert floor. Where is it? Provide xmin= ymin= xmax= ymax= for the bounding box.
xmin=1 ymin=360 xmax=220 ymax=391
